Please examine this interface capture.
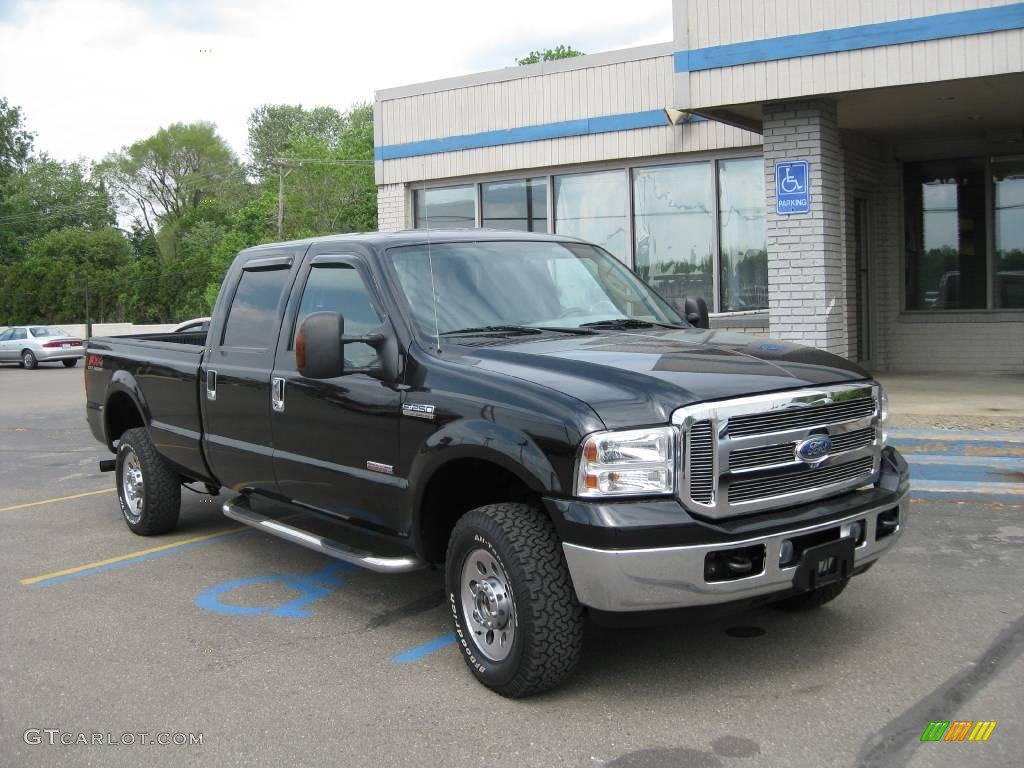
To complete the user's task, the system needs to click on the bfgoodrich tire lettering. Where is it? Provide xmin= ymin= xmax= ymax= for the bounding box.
xmin=445 ymin=503 xmax=584 ymax=698
xmin=115 ymin=427 xmax=181 ymax=536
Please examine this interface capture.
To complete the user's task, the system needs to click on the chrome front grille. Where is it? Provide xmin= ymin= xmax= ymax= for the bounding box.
xmin=673 ymin=383 xmax=881 ymax=519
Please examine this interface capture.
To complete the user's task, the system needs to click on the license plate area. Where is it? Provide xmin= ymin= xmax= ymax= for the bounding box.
xmin=793 ymin=538 xmax=855 ymax=592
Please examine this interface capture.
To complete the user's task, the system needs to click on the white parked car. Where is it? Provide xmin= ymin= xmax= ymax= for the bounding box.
xmin=172 ymin=317 xmax=211 ymax=334
xmin=0 ymin=326 xmax=85 ymax=369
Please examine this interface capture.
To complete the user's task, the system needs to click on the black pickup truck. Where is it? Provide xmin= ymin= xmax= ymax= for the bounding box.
xmin=85 ymin=230 xmax=908 ymax=697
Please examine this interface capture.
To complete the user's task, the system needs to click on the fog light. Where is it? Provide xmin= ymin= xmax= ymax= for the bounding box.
xmin=779 ymin=539 xmax=795 ymax=567
xmin=840 ymin=520 xmax=865 ymax=545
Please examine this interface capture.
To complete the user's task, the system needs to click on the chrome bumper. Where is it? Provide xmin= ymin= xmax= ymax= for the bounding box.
xmin=562 ymin=490 xmax=908 ymax=612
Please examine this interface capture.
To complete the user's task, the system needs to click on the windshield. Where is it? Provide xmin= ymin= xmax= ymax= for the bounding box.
xmin=386 ymin=240 xmax=683 ymax=337
xmin=29 ymin=326 xmax=68 ymax=338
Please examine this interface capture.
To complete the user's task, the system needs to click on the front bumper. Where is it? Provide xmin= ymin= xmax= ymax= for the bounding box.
xmin=559 ymin=448 xmax=909 ymax=612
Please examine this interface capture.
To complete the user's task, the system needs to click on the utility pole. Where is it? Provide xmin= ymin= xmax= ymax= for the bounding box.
xmin=276 ymin=159 xmax=285 ymax=239
xmin=83 ymin=274 xmax=92 ymax=339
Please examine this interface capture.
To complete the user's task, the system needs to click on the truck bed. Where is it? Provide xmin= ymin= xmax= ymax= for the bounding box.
xmin=85 ymin=332 xmax=212 ymax=482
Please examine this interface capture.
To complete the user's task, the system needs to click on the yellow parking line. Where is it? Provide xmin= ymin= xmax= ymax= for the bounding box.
xmin=0 ymin=487 xmax=114 ymax=513
xmin=20 ymin=527 xmax=245 ymax=586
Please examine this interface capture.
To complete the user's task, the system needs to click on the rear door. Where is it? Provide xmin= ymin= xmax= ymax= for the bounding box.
xmin=201 ymin=250 xmax=301 ymax=494
xmin=268 ymin=254 xmax=405 ymax=533
xmin=1 ymin=328 xmax=28 ymax=361
xmin=0 ymin=329 xmax=14 ymax=360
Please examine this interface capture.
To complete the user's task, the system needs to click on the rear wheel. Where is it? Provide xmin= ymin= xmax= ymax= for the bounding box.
xmin=770 ymin=578 xmax=849 ymax=611
xmin=445 ymin=503 xmax=584 ymax=698
xmin=62 ymin=358 xmax=78 ymax=368
xmin=116 ymin=427 xmax=181 ymax=535
xmin=21 ymin=350 xmax=37 ymax=369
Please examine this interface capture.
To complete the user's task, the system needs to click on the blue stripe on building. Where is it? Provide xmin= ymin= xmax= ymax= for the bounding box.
xmin=674 ymin=3 xmax=1024 ymax=72
xmin=374 ymin=110 xmax=706 ymax=161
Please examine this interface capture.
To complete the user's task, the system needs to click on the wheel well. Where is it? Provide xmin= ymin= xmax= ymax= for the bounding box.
xmin=105 ymin=393 xmax=144 ymax=446
xmin=418 ymin=459 xmax=539 ymax=564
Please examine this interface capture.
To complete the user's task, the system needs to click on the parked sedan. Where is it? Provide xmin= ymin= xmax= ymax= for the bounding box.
xmin=0 ymin=326 xmax=84 ymax=369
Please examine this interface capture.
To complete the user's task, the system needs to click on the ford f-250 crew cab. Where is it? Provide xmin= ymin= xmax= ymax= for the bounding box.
xmin=85 ymin=230 xmax=909 ymax=697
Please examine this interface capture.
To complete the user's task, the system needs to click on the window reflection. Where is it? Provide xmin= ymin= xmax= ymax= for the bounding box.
xmin=993 ymin=159 xmax=1024 ymax=309
xmin=904 ymin=159 xmax=986 ymax=310
xmin=554 ymin=171 xmax=629 ymax=262
xmin=718 ymin=157 xmax=767 ymax=311
xmin=413 ymin=185 xmax=475 ymax=228
xmin=633 ymin=162 xmax=714 ymax=314
xmin=482 ymin=178 xmax=547 ymax=232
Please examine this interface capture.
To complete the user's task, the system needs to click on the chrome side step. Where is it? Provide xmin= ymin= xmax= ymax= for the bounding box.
xmin=222 ymin=496 xmax=425 ymax=574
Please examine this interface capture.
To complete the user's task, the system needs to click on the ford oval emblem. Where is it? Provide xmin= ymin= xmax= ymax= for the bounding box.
xmin=796 ymin=435 xmax=832 ymax=464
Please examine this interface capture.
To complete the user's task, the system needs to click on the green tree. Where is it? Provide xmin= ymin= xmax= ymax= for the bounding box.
xmin=247 ymin=104 xmax=346 ymax=180
xmin=516 ymin=45 xmax=584 ymax=65
xmin=0 ymin=97 xmax=34 ymax=186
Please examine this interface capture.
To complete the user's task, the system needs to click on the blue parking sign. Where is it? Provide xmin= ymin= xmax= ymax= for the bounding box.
xmin=776 ymin=160 xmax=809 ymax=215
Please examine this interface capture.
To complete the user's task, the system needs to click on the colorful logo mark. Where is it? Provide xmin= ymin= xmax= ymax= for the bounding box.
xmin=920 ymin=721 xmax=997 ymax=742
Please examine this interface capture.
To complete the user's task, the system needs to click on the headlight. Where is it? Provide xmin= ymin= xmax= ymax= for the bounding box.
xmin=576 ymin=427 xmax=676 ymax=497
xmin=879 ymin=387 xmax=890 ymax=444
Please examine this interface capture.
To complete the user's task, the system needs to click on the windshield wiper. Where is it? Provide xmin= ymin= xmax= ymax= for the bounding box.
xmin=579 ymin=318 xmax=685 ymax=330
xmin=440 ymin=325 xmax=543 ymax=336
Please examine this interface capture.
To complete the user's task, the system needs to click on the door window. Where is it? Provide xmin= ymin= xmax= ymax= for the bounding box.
xmin=0 ymin=329 xmax=12 ymax=341
xmin=11 ymin=328 xmax=26 ymax=340
xmin=221 ymin=267 xmax=291 ymax=348
xmin=292 ymin=265 xmax=382 ymax=368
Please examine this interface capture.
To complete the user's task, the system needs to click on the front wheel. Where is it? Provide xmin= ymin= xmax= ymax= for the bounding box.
xmin=62 ymin=358 xmax=78 ymax=368
xmin=445 ymin=503 xmax=584 ymax=698
xmin=116 ymin=427 xmax=181 ymax=535
xmin=21 ymin=350 xmax=37 ymax=369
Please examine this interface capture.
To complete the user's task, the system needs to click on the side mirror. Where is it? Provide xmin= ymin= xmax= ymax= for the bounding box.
xmin=683 ymin=295 xmax=710 ymax=329
xmin=296 ymin=312 xmax=344 ymax=379
xmin=296 ymin=311 xmax=394 ymax=380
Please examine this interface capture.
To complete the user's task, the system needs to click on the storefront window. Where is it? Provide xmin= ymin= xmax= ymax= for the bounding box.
xmin=993 ymin=159 xmax=1024 ymax=309
xmin=718 ymin=157 xmax=768 ymax=311
xmin=481 ymin=178 xmax=547 ymax=232
xmin=554 ymin=170 xmax=629 ymax=262
xmin=904 ymin=159 xmax=987 ymax=310
xmin=632 ymin=163 xmax=714 ymax=313
xmin=413 ymin=185 xmax=475 ymax=228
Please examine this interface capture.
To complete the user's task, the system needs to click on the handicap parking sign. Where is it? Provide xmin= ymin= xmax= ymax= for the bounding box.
xmin=776 ymin=160 xmax=810 ymax=215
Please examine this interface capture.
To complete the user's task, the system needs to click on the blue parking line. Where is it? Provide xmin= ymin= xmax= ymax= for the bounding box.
xmin=392 ymin=633 xmax=457 ymax=663
xmin=890 ymin=428 xmax=1024 ymax=443
xmin=907 ymin=461 xmax=1023 ymax=484
xmin=26 ymin=531 xmax=254 ymax=588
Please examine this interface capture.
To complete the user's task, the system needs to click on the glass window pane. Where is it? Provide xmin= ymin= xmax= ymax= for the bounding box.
xmin=293 ymin=265 xmax=382 ymax=367
xmin=718 ymin=157 xmax=768 ymax=312
xmin=482 ymin=178 xmax=548 ymax=232
xmin=222 ymin=267 xmax=290 ymax=348
xmin=554 ymin=171 xmax=628 ymax=262
xmin=993 ymin=159 xmax=1024 ymax=309
xmin=904 ymin=159 xmax=986 ymax=310
xmin=413 ymin=185 xmax=475 ymax=228
xmin=633 ymin=163 xmax=714 ymax=314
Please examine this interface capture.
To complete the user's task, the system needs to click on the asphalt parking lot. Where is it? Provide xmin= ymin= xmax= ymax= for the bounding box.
xmin=1 ymin=366 xmax=1022 ymax=768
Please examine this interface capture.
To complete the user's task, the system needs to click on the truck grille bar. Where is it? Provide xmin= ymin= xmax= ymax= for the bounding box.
xmin=672 ymin=383 xmax=881 ymax=519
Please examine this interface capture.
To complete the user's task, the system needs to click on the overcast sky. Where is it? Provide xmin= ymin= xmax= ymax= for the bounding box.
xmin=0 ymin=0 xmax=672 ymax=165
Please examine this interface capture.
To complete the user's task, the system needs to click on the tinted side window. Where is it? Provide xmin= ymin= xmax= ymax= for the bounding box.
xmin=293 ymin=265 xmax=382 ymax=368
xmin=221 ymin=267 xmax=290 ymax=348
xmin=0 ymin=330 xmax=11 ymax=341
xmin=12 ymin=328 xmax=26 ymax=340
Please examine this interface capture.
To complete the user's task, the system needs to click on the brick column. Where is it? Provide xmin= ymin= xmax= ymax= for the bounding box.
xmin=377 ymin=183 xmax=409 ymax=232
xmin=763 ymin=100 xmax=848 ymax=356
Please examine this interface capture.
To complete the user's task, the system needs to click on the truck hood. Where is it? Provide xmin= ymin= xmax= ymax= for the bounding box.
xmin=460 ymin=328 xmax=869 ymax=429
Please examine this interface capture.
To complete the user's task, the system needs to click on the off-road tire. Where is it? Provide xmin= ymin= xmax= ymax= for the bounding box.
xmin=445 ymin=503 xmax=584 ymax=698
xmin=62 ymin=358 xmax=78 ymax=368
xmin=771 ymin=578 xmax=849 ymax=611
xmin=116 ymin=427 xmax=181 ymax=535
xmin=21 ymin=350 xmax=37 ymax=369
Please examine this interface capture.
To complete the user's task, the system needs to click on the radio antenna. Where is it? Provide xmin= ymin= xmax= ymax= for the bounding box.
xmin=421 ymin=166 xmax=442 ymax=353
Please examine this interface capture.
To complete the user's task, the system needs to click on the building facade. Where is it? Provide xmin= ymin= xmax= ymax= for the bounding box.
xmin=374 ymin=0 xmax=1024 ymax=373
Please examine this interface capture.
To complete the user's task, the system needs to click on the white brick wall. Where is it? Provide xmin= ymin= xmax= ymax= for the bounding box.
xmin=762 ymin=100 xmax=849 ymax=357
xmin=377 ymin=183 xmax=409 ymax=232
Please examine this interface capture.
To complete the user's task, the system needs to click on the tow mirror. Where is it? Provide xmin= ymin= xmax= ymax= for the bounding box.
xmin=683 ymin=295 xmax=710 ymax=329
xmin=296 ymin=311 xmax=393 ymax=380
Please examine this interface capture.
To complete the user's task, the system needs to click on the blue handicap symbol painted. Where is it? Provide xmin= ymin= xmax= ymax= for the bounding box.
xmin=775 ymin=160 xmax=810 ymax=215
xmin=196 ymin=561 xmax=354 ymax=618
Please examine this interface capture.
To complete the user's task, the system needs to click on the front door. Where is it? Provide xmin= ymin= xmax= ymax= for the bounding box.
xmin=854 ymin=197 xmax=875 ymax=367
xmin=270 ymin=254 xmax=404 ymax=535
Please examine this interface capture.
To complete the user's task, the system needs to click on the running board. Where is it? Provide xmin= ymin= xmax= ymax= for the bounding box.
xmin=222 ymin=496 xmax=425 ymax=574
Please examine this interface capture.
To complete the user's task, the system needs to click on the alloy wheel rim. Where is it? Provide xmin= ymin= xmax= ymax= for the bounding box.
xmin=121 ymin=449 xmax=144 ymax=523
xmin=460 ymin=547 xmax=516 ymax=661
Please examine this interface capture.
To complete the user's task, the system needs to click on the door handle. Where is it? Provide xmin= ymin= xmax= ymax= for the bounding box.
xmin=272 ymin=377 xmax=285 ymax=412
xmin=206 ymin=369 xmax=217 ymax=401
